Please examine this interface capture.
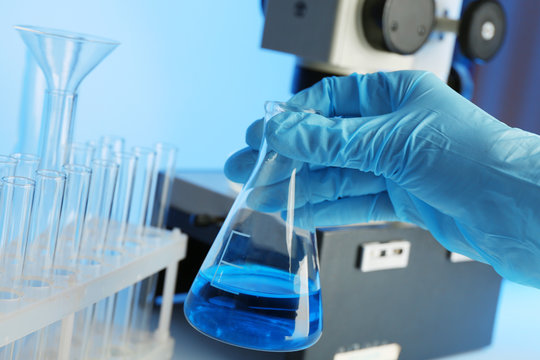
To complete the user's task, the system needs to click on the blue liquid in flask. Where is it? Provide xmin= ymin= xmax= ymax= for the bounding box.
xmin=184 ymin=263 xmax=322 ymax=351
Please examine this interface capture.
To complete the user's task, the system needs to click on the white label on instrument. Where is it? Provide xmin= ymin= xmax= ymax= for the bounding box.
xmin=334 ymin=343 xmax=401 ymax=360
xmin=449 ymin=252 xmax=474 ymax=263
xmin=360 ymin=240 xmax=410 ymax=272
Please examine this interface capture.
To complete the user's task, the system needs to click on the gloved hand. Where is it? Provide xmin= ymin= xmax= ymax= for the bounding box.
xmin=225 ymin=70 xmax=540 ymax=288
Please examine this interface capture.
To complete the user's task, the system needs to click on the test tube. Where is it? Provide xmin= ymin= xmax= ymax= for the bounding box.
xmin=99 ymin=152 xmax=139 ymax=357
xmin=0 ymin=155 xmax=17 ymax=208
xmin=86 ymin=140 xmax=97 ymax=156
xmin=79 ymin=159 xmax=118 ymax=259
xmin=66 ymin=142 xmax=95 ymax=167
xmin=128 ymin=146 xmax=156 ymax=238
xmin=0 ymin=167 xmax=24 ymax=360
xmin=101 ymin=135 xmax=124 ymax=152
xmin=75 ymin=160 xmax=118 ymax=360
xmin=10 ymin=153 xmax=40 ymax=178
xmin=83 ymin=296 xmax=116 ymax=359
xmin=96 ymin=135 xmax=125 ymax=160
xmin=106 ymin=152 xmax=137 ymax=251
xmin=99 ymin=147 xmax=153 ymax=356
xmin=85 ymin=152 xmax=136 ymax=358
xmin=85 ymin=144 xmax=130 ymax=360
xmin=23 ymin=170 xmax=66 ymax=282
xmin=146 ymin=142 xmax=178 ymax=229
xmin=54 ymin=165 xmax=92 ymax=272
xmin=0 ymin=176 xmax=35 ymax=290
xmin=0 ymin=344 xmax=14 ymax=360
xmin=129 ymin=143 xmax=177 ymax=346
xmin=0 ymin=155 xmax=17 ymax=179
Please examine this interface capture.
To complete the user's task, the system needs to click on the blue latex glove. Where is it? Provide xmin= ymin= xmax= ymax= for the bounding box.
xmin=225 ymin=70 xmax=540 ymax=288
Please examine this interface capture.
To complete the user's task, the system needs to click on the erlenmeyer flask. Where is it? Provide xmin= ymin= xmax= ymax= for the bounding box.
xmin=184 ymin=101 xmax=323 ymax=352
xmin=14 ymin=25 xmax=119 ymax=170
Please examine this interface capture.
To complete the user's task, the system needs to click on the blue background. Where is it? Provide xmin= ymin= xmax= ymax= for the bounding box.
xmin=2 ymin=1 xmax=539 ymax=169
xmin=0 ymin=1 xmax=295 ymax=169
xmin=1 ymin=1 xmax=540 ymax=358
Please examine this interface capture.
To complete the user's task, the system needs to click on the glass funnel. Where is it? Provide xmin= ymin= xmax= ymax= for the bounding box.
xmin=14 ymin=25 xmax=119 ymax=170
xmin=184 ymin=102 xmax=323 ymax=352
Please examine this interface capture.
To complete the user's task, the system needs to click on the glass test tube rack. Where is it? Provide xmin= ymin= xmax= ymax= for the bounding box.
xmin=0 ymin=226 xmax=187 ymax=360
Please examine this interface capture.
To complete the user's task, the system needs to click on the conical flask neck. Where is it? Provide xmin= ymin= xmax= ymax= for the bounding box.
xmin=14 ymin=25 xmax=119 ymax=92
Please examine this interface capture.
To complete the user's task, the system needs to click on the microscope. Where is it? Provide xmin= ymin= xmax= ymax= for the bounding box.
xmin=166 ymin=1 xmax=506 ymax=359
xmin=262 ymin=0 xmax=505 ymax=95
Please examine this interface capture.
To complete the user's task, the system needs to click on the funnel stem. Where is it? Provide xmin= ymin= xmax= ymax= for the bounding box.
xmin=39 ymin=90 xmax=78 ymax=170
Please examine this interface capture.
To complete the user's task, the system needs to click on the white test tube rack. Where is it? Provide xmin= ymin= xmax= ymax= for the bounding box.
xmin=0 ymin=227 xmax=187 ymax=360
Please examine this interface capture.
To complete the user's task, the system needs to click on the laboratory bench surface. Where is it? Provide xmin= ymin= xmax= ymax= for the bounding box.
xmin=168 ymin=280 xmax=540 ymax=360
